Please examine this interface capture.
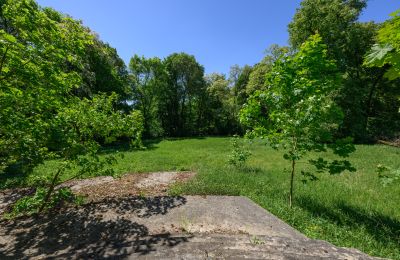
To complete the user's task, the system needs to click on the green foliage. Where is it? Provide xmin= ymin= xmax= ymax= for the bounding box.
xmin=363 ymin=9 xmax=400 ymax=138
xmin=0 ymin=0 xmax=143 ymax=172
xmin=161 ymin=53 xmax=208 ymax=136
xmin=376 ymin=164 xmax=400 ymax=186
xmin=129 ymin=55 xmax=166 ymax=137
xmin=288 ymin=0 xmax=367 ymax=71
xmin=32 ymin=94 xmax=143 ymax=213
xmin=0 ymin=0 xmax=144 ymax=214
xmin=7 ymin=187 xmax=78 ymax=218
xmin=231 ymin=64 xmax=253 ymax=107
xmin=54 ymin=93 xmax=143 ymax=152
xmin=203 ymin=73 xmax=238 ymax=134
xmin=228 ymin=136 xmax=251 ymax=167
xmin=288 ymin=0 xmax=400 ymax=142
xmin=0 ymin=0 xmax=93 ymax=172
xmin=241 ymin=34 xmax=355 ymax=206
xmin=129 ymin=52 xmax=216 ymax=137
xmin=76 ymin=36 xmax=131 ymax=102
xmin=365 ymin=10 xmax=400 ymax=80
xmin=246 ymin=45 xmax=289 ymax=96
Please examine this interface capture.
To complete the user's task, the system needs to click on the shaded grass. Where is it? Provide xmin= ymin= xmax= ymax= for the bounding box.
xmin=1 ymin=137 xmax=399 ymax=258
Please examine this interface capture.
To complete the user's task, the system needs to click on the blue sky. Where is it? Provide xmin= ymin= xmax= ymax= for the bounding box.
xmin=36 ymin=0 xmax=399 ymax=75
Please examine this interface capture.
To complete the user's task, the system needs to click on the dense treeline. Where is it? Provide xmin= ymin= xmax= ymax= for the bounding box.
xmin=129 ymin=54 xmax=247 ymax=137
xmin=1 ymin=0 xmax=399 ymax=176
xmin=129 ymin=0 xmax=399 ymax=142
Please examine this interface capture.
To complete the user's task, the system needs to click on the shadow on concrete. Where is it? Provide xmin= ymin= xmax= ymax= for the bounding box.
xmin=0 ymin=196 xmax=190 ymax=259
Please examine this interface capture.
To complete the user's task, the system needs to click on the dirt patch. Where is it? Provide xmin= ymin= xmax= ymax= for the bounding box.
xmin=378 ymin=139 xmax=400 ymax=148
xmin=0 ymin=171 xmax=195 ymax=214
xmin=64 ymin=171 xmax=195 ymax=201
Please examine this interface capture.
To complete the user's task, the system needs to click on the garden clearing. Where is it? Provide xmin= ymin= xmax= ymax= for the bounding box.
xmin=0 ymin=137 xmax=399 ymax=259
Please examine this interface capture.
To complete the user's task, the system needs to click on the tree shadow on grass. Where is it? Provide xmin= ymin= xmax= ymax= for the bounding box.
xmin=0 ymin=196 xmax=190 ymax=259
xmin=297 ymin=196 xmax=400 ymax=247
xmin=99 ymin=138 xmax=165 ymax=155
xmin=240 ymin=166 xmax=264 ymax=175
xmin=0 ymin=172 xmax=33 ymax=190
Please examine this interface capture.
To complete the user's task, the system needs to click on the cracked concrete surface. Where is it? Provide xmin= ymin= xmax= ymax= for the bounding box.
xmin=0 ymin=195 xmax=381 ymax=259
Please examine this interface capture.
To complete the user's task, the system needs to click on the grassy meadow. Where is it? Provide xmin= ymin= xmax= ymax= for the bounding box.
xmin=1 ymin=137 xmax=399 ymax=259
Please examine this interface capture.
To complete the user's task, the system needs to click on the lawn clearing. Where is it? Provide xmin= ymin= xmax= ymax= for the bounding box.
xmin=1 ymin=137 xmax=399 ymax=259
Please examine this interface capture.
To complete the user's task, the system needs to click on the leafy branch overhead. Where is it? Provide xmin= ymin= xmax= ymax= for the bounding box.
xmin=365 ymin=10 xmax=400 ymax=80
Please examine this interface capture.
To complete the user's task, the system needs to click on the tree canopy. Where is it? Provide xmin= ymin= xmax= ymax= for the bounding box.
xmin=288 ymin=0 xmax=400 ymax=142
xmin=0 ymin=0 xmax=143 ymax=174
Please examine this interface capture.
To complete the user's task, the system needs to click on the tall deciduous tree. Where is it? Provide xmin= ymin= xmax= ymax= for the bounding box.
xmin=365 ymin=9 xmax=400 ymax=138
xmin=129 ymin=55 xmax=166 ymax=137
xmin=246 ymin=44 xmax=289 ymax=96
xmin=230 ymin=65 xmax=253 ymax=107
xmin=80 ymin=36 xmax=131 ymax=102
xmin=288 ymin=0 xmax=399 ymax=142
xmin=0 ymin=0 xmax=144 ymax=212
xmin=204 ymin=73 xmax=236 ymax=134
xmin=162 ymin=53 xmax=207 ymax=136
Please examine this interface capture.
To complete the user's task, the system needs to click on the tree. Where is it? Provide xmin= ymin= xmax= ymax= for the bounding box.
xmin=288 ymin=0 xmax=399 ymax=142
xmin=246 ymin=44 xmax=289 ymax=96
xmin=129 ymin=55 xmax=166 ymax=137
xmin=364 ymin=9 xmax=400 ymax=138
xmin=0 ymin=0 xmax=144 ymax=214
xmin=241 ymin=35 xmax=355 ymax=207
xmin=0 ymin=0 xmax=92 ymax=173
xmin=162 ymin=53 xmax=207 ymax=136
xmin=288 ymin=0 xmax=367 ymax=71
xmin=80 ymin=36 xmax=131 ymax=103
xmin=204 ymin=73 xmax=236 ymax=134
xmin=228 ymin=65 xmax=253 ymax=134
xmin=37 ymin=94 xmax=143 ymax=213
xmin=231 ymin=65 xmax=252 ymax=107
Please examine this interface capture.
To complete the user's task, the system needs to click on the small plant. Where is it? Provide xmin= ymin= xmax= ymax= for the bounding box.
xmin=180 ymin=216 xmax=193 ymax=234
xmin=249 ymin=235 xmax=265 ymax=245
xmin=138 ymin=190 xmax=147 ymax=198
xmin=228 ymin=136 xmax=251 ymax=167
xmin=7 ymin=187 xmax=79 ymax=218
xmin=377 ymin=164 xmax=400 ymax=186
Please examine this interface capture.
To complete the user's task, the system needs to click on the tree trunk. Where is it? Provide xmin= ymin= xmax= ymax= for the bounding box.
xmin=362 ymin=73 xmax=382 ymax=137
xmin=289 ymin=159 xmax=295 ymax=208
xmin=38 ymin=167 xmax=63 ymax=213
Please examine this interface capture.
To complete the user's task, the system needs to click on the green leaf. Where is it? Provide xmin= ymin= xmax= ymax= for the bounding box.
xmin=364 ymin=44 xmax=393 ymax=66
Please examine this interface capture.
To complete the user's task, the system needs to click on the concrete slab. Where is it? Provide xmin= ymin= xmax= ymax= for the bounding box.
xmin=115 ymin=196 xmax=307 ymax=239
xmin=0 ymin=195 xmax=381 ymax=259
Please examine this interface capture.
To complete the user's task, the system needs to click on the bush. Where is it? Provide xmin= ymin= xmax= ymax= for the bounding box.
xmin=6 ymin=188 xmax=81 ymax=218
xmin=228 ymin=136 xmax=251 ymax=167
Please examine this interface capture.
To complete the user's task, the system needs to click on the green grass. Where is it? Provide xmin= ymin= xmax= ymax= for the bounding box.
xmin=1 ymin=137 xmax=399 ymax=259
